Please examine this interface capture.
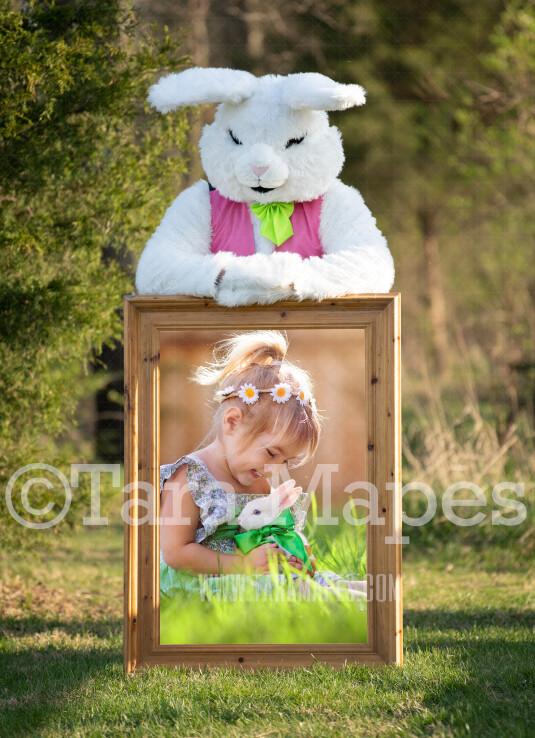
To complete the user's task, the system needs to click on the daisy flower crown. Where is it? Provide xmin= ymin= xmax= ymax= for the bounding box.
xmin=215 ymin=382 xmax=316 ymax=411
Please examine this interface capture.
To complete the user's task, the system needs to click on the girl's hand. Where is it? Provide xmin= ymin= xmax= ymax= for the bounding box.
xmin=284 ymin=545 xmax=317 ymax=578
xmin=240 ymin=543 xmax=280 ymax=573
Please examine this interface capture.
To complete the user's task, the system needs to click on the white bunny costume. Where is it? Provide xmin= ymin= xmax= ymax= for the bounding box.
xmin=136 ymin=68 xmax=394 ymax=306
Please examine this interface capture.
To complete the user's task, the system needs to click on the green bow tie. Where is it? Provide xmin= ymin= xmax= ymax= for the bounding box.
xmin=212 ymin=508 xmax=312 ymax=572
xmin=250 ymin=201 xmax=294 ymax=247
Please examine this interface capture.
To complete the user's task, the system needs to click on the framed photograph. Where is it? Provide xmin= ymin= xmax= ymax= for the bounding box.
xmin=124 ymin=295 xmax=402 ymax=672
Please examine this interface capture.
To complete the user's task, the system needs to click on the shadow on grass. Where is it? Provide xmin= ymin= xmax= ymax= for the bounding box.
xmin=1 ymin=606 xmax=533 ymax=737
xmin=401 ymin=607 xmax=534 ymax=736
xmin=0 ymin=614 xmax=122 ymax=639
xmin=0 ymin=615 xmax=123 ymax=737
xmin=0 ymin=655 xmax=121 ymax=737
xmin=404 ymin=607 xmax=535 ymax=631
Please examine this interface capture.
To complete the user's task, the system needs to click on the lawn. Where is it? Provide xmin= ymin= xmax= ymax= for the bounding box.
xmin=0 ymin=516 xmax=533 ymax=737
xmin=160 ymin=515 xmax=368 ymax=646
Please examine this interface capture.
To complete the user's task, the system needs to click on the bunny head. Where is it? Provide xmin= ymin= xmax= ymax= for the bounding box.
xmin=147 ymin=67 xmax=366 ymax=204
xmin=237 ymin=479 xmax=303 ymax=531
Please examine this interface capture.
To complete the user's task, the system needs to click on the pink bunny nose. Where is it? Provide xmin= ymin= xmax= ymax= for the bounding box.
xmin=251 ymin=165 xmax=269 ymax=176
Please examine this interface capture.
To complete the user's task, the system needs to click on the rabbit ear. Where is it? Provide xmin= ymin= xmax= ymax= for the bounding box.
xmin=282 ymin=72 xmax=366 ymax=111
xmin=147 ymin=67 xmax=258 ymax=113
xmin=272 ymin=480 xmax=303 ymax=512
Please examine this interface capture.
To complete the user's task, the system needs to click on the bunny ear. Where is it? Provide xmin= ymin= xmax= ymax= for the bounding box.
xmin=282 ymin=72 xmax=366 ymax=111
xmin=147 ymin=67 xmax=258 ymax=113
xmin=273 ymin=480 xmax=303 ymax=511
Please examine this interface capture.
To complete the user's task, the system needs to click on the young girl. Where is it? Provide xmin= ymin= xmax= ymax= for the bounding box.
xmin=160 ymin=330 xmax=365 ymax=600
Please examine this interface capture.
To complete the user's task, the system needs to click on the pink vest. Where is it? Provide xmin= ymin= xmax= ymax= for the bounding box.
xmin=209 ymin=188 xmax=324 ymax=258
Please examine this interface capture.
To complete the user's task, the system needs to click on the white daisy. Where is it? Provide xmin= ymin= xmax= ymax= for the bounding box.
xmin=215 ymin=385 xmax=235 ymax=398
xmin=270 ymin=382 xmax=292 ymax=403
xmin=297 ymin=388 xmax=309 ymax=406
xmin=238 ymin=383 xmax=259 ymax=404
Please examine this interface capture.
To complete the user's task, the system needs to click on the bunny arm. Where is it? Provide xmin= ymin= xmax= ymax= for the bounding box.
xmin=136 ymin=180 xmax=298 ymax=302
xmin=291 ymin=179 xmax=395 ymax=299
xmin=135 ymin=180 xmax=232 ymax=297
xmin=215 ymin=180 xmax=394 ymax=305
xmin=214 ymin=251 xmax=300 ymax=307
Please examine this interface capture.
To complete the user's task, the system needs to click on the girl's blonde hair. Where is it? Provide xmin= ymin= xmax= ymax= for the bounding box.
xmin=193 ymin=331 xmax=321 ymax=465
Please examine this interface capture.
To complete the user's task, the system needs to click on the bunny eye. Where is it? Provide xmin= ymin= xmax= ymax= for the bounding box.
xmin=229 ymin=129 xmax=243 ymax=145
xmin=285 ymin=135 xmax=305 ymax=148
xmin=253 ymin=509 xmax=261 ymax=515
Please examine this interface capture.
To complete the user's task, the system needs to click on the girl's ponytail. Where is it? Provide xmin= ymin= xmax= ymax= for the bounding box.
xmin=193 ymin=331 xmax=287 ymax=386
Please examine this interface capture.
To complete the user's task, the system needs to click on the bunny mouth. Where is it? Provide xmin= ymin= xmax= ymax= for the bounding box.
xmin=250 ymin=185 xmax=278 ymax=193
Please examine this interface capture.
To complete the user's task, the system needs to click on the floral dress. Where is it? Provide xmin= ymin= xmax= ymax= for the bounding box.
xmin=159 ymin=454 xmax=343 ymax=600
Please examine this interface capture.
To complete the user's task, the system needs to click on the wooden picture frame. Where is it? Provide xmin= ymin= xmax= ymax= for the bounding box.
xmin=124 ymin=294 xmax=402 ymax=672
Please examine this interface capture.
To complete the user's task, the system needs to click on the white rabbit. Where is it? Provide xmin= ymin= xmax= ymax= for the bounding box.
xmin=238 ymin=479 xmax=304 ymax=530
xmin=135 ymin=67 xmax=395 ymax=306
xmin=238 ymin=479 xmax=367 ymax=600
xmin=238 ymin=479 xmax=308 ymax=562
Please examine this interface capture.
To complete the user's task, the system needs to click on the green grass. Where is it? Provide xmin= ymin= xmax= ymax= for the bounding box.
xmin=161 ymin=588 xmax=368 ymax=645
xmin=1 ymin=514 xmax=534 ymax=737
xmin=160 ymin=513 xmax=368 ymax=645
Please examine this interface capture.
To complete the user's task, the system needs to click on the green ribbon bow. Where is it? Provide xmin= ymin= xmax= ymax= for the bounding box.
xmin=250 ymin=201 xmax=295 ymax=247
xmin=212 ymin=508 xmax=312 ymax=572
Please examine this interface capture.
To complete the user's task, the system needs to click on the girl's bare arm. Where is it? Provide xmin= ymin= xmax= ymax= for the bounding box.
xmin=160 ymin=465 xmax=244 ymax=575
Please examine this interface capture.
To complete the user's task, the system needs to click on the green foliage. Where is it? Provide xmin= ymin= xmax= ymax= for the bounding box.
xmin=401 ymin=382 xmax=534 ymax=552
xmin=305 ymin=492 xmax=367 ymax=580
xmin=160 ymin=584 xmax=367 ymax=645
xmin=262 ymin=0 xmax=534 ymax=430
xmin=160 ymin=504 xmax=368 ymax=645
xmin=451 ymin=1 xmax=535 ymax=389
xmin=0 ymin=0 xmax=190 ymax=543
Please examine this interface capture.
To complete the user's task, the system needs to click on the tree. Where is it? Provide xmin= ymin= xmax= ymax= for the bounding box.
xmin=0 ymin=0 xmax=190 ymax=543
xmin=285 ymin=0 xmax=505 ymax=374
xmin=453 ymin=0 xmax=535 ymax=426
xmin=146 ymin=0 xmax=507 ymax=375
